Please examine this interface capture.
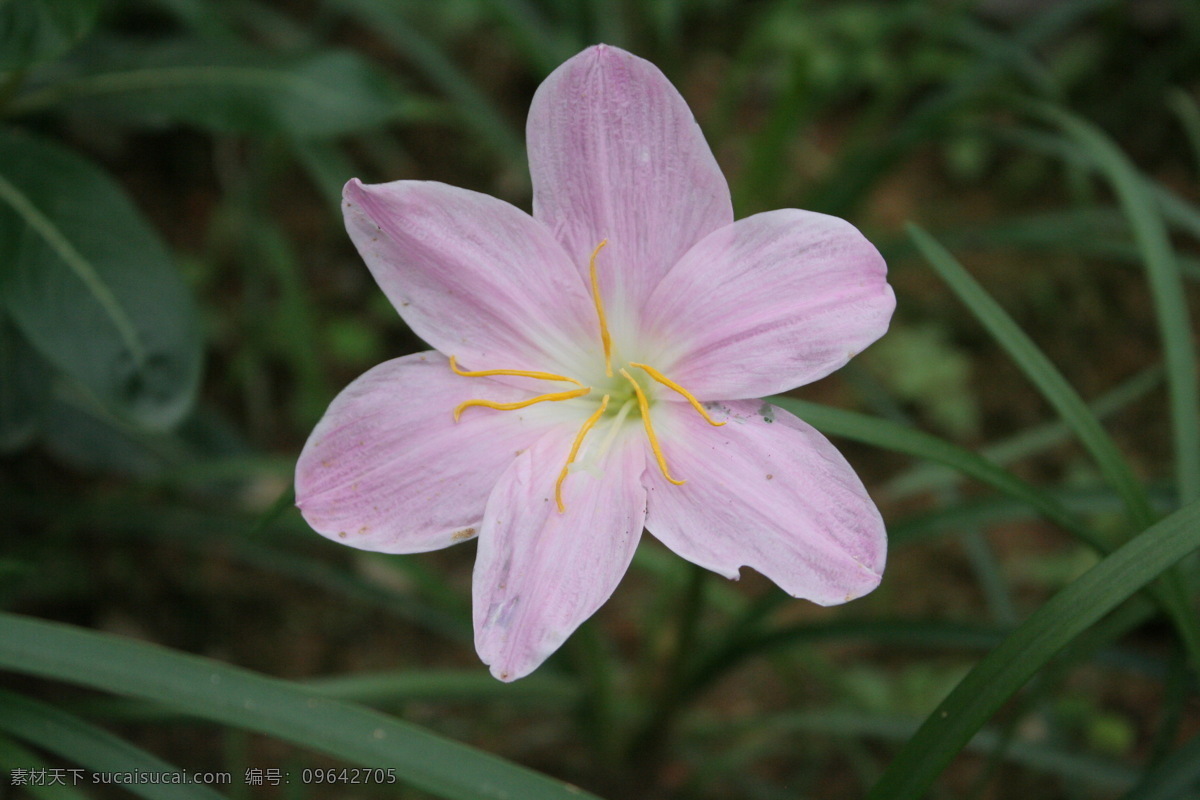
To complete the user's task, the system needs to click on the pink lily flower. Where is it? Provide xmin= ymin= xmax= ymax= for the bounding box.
xmin=296 ymin=44 xmax=895 ymax=681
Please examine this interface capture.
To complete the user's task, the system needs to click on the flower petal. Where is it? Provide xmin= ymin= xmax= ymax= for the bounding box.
xmin=642 ymin=208 xmax=895 ymax=399
xmin=644 ymin=399 xmax=886 ymax=605
xmin=474 ymin=425 xmax=647 ymax=681
xmin=343 ymin=179 xmax=598 ymax=375
xmin=527 ymin=44 xmax=733 ymax=321
xmin=296 ymin=352 xmax=566 ymax=553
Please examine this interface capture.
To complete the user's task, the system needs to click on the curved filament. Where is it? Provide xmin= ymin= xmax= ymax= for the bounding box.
xmin=449 ymin=355 xmax=583 ymax=387
xmin=628 ymin=362 xmax=725 ymax=427
xmin=588 ymin=240 xmax=613 ymax=377
xmin=620 ymin=368 xmax=685 ymax=486
xmin=555 ymin=395 xmax=611 ymax=512
xmin=454 ymin=387 xmax=590 ymax=421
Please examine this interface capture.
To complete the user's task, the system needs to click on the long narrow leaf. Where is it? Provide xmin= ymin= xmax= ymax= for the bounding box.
xmin=884 ymin=364 xmax=1162 ymax=501
xmin=1024 ymin=104 xmax=1200 ymax=505
xmin=1121 ymin=732 xmax=1200 ymax=800
xmin=807 ymin=0 xmax=1113 ymax=215
xmin=0 ymin=0 xmax=100 ymax=70
xmin=907 ymin=223 xmax=1155 ymax=527
xmin=330 ymin=0 xmax=526 ymax=166
xmin=9 ymin=43 xmax=412 ymax=137
xmin=0 ymin=613 xmax=601 ymax=800
xmin=0 ymin=735 xmax=90 ymax=800
xmin=867 ymin=498 xmax=1200 ymax=799
xmin=772 ymin=397 xmax=1200 ymax=656
xmin=0 ymin=691 xmax=228 ymax=800
xmin=76 ymin=670 xmax=579 ymax=722
xmin=768 ymin=396 xmax=1100 ymax=548
xmin=696 ymin=709 xmax=1140 ymax=793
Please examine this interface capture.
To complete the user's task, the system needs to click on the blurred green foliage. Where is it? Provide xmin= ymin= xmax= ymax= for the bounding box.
xmin=2 ymin=0 xmax=1200 ymax=798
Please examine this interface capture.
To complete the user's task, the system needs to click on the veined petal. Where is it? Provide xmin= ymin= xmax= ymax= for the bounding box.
xmin=344 ymin=179 xmax=597 ymax=375
xmin=296 ymin=352 xmax=565 ymax=553
xmin=642 ymin=209 xmax=895 ymax=399
xmin=474 ymin=425 xmax=647 ymax=681
xmin=527 ymin=44 xmax=733 ymax=321
xmin=644 ymin=400 xmax=886 ymax=605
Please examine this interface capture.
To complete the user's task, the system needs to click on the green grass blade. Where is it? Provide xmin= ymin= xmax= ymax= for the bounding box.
xmin=0 ymin=735 xmax=91 ymax=800
xmin=769 ymin=396 xmax=1101 ymax=548
xmin=329 ymin=0 xmax=526 ymax=168
xmin=806 ymin=0 xmax=1113 ymax=215
xmin=888 ymin=485 xmax=1175 ymax=548
xmin=0 ymin=690 xmax=229 ymax=800
xmin=74 ymin=670 xmax=579 ymax=722
xmin=907 ymin=224 xmax=1200 ymax=668
xmin=1026 ymin=103 xmax=1200 ymax=505
xmin=867 ymin=498 xmax=1200 ymax=800
xmin=0 ymin=613 xmax=601 ymax=800
xmin=884 ymin=364 xmax=1163 ymax=502
xmin=696 ymin=709 xmax=1139 ymax=793
xmin=1167 ymin=88 xmax=1200 ymax=176
xmin=1155 ymin=181 xmax=1200 ymax=243
xmin=476 ymin=0 xmax=576 ymax=74
xmin=1121 ymin=732 xmax=1200 ymax=800
xmin=907 ymin=222 xmax=1155 ymax=528
xmin=288 ymin=137 xmax=357 ymax=211
xmin=308 ymin=669 xmax=579 ymax=706
xmin=994 ymin=124 xmax=1200 ymax=257
xmin=768 ymin=397 xmax=1200 ymax=661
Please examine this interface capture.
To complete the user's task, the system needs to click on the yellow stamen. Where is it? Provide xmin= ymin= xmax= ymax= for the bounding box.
xmin=628 ymin=362 xmax=726 ymax=427
xmin=449 ymin=355 xmax=583 ymax=387
xmin=454 ymin=387 xmax=590 ymax=421
xmin=588 ymin=240 xmax=613 ymax=377
xmin=620 ymin=368 xmax=685 ymax=486
xmin=555 ymin=395 xmax=610 ymax=512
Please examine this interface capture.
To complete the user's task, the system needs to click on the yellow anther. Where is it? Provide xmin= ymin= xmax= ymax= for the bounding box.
xmin=620 ymin=368 xmax=685 ymax=486
xmin=454 ymin=387 xmax=590 ymax=421
xmin=555 ymin=394 xmax=610 ymax=513
xmin=588 ymin=240 xmax=613 ymax=377
xmin=628 ymin=362 xmax=725 ymax=427
xmin=449 ymin=355 xmax=584 ymax=387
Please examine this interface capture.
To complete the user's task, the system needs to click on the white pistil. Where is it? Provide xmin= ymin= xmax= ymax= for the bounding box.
xmin=570 ymin=398 xmax=636 ymax=478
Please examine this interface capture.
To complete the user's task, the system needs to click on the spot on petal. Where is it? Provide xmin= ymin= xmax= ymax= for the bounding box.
xmin=451 ymin=527 xmax=477 ymax=541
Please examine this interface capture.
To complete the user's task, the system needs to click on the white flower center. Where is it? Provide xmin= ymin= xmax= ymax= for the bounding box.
xmin=449 ymin=240 xmax=724 ymax=512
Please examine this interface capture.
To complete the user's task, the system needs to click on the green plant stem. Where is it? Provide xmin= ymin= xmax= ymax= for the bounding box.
xmin=625 ymin=564 xmax=708 ymax=784
xmin=566 ymin=622 xmax=619 ymax=770
xmin=0 ymin=69 xmax=27 ymax=113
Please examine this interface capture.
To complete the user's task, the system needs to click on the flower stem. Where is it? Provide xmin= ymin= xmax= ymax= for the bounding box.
xmin=567 ymin=621 xmax=619 ymax=769
xmin=626 ymin=563 xmax=708 ymax=783
xmin=0 ymin=70 xmax=27 ymax=116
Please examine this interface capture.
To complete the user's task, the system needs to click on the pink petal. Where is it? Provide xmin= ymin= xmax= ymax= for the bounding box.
xmin=474 ymin=426 xmax=647 ymax=681
xmin=642 ymin=209 xmax=895 ymax=400
xmin=295 ymin=352 xmax=565 ymax=553
xmin=644 ymin=399 xmax=886 ymax=605
xmin=527 ymin=44 xmax=733 ymax=321
xmin=343 ymin=179 xmax=598 ymax=375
